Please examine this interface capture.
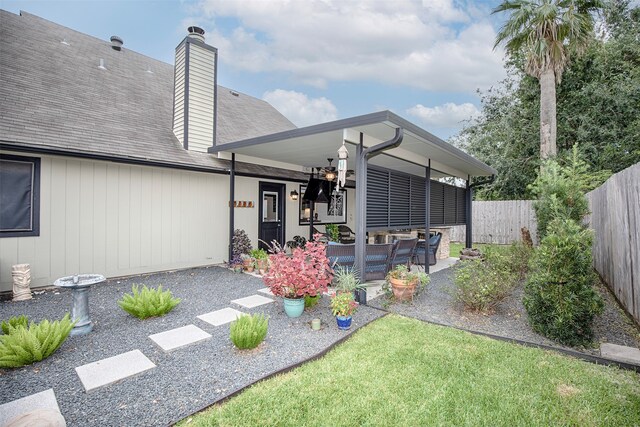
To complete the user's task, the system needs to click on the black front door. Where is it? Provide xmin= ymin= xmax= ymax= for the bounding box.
xmin=258 ymin=182 xmax=285 ymax=250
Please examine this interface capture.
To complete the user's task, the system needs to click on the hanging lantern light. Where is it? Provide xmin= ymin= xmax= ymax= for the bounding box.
xmin=337 ymin=142 xmax=349 ymax=188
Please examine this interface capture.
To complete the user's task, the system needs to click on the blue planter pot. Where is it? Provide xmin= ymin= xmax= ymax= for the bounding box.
xmin=283 ymin=297 xmax=305 ymax=318
xmin=336 ymin=315 xmax=353 ymax=330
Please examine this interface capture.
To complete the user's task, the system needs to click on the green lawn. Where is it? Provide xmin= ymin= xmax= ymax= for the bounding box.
xmin=180 ymin=315 xmax=640 ymax=427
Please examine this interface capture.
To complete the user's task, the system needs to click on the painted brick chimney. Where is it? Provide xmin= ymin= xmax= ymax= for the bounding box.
xmin=172 ymin=26 xmax=218 ymax=152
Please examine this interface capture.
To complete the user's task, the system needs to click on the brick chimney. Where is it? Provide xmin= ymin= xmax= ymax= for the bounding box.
xmin=172 ymin=26 xmax=218 ymax=152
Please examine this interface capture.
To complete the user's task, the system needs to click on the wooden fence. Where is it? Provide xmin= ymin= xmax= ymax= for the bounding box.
xmin=450 ymin=200 xmax=538 ymax=245
xmin=587 ymin=163 xmax=640 ymax=324
xmin=449 ymin=163 xmax=640 ymax=324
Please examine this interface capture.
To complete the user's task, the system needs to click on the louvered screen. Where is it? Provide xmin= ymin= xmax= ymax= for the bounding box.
xmin=444 ymin=185 xmax=457 ymax=224
xmin=389 ymin=173 xmax=410 ymax=227
xmin=366 ymin=168 xmax=389 ymax=228
xmin=410 ymin=177 xmax=426 ymax=227
xmin=430 ymin=181 xmax=444 ymax=226
xmin=456 ymin=187 xmax=467 ymax=224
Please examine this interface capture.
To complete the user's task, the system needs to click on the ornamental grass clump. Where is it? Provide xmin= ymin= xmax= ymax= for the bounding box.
xmin=263 ymin=235 xmax=333 ymax=299
xmin=0 ymin=314 xmax=74 ymax=369
xmin=230 ymin=314 xmax=268 ymax=350
xmin=453 ymin=248 xmax=517 ymax=313
xmin=118 ymin=285 xmax=181 ymax=319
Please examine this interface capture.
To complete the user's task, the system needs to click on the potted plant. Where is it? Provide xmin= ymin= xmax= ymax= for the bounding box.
xmin=325 ymin=223 xmax=340 ymax=242
xmin=251 ymin=249 xmax=269 ymax=274
xmin=386 ymin=265 xmax=429 ymax=301
xmin=333 ymin=267 xmax=366 ymax=304
xmin=263 ymin=236 xmax=333 ymax=318
xmin=330 ymin=292 xmax=358 ymax=330
xmin=229 ymin=255 xmax=244 ymax=273
xmin=241 ymin=254 xmax=255 ymax=272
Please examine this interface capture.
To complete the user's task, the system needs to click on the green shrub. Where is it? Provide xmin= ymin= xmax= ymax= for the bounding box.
xmin=118 ymin=285 xmax=181 ymax=319
xmin=453 ymin=248 xmax=518 ymax=313
xmin=230 ymin=314 xmax=268 ymax=350
xmin=1 ymin=315 xmax=29 ymax=334
xmin=524 ymin=219 xmax=604 ymax=346
xmin=0 ymin=314 xmax=74 ymax=368
xmin=506 ymin=241 xmax=534 ymax=280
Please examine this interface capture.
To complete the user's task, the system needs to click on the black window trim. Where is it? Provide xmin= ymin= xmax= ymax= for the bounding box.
xmin=0 ymin=154 xmax=41 ymax=237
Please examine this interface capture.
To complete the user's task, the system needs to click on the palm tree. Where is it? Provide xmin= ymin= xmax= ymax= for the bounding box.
xmin=493 ymin=0 xmax=602 ymax=159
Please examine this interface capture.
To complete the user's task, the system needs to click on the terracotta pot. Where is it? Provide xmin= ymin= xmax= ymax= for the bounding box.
xmin=243 ymin=258 xmax=254 ymax=272
xmin=389 ymin=277 xmax=417 ymax=301
xmin=256 ymin=259 xmax=268 ymax=274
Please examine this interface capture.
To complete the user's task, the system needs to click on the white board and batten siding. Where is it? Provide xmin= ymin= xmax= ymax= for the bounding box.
xmin=450 ymin=200 xmax=538 ymax=245
xmin=0 ymin=152 xmax=228 ymax=293
xmin=172 ymin=43 xmax=186 ymax=147
xmin=587 ymin=163 xmax=640 ymax=324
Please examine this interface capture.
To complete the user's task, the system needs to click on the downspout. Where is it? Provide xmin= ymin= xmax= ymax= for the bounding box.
xmin=229 ymin=153 xmax=236 ymax=263
xmin=355 ymin=128 xmax=404 ymax=283
xmin=465 ymin=174 xmax=495 ymax=249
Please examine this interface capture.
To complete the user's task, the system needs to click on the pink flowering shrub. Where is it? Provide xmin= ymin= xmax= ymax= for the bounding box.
xmin=263 ymin=235 xmax=333 ymax=299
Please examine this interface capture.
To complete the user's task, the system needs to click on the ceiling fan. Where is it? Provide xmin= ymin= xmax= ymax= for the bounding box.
xmin=315 ymin=158 xmax=353 ymax=181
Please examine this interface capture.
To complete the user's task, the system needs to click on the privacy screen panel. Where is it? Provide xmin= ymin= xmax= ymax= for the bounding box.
xmin=0 ymin=155 xmax=40 ymax=237
xmin=366 ymin=166 xmax=466 ymax=231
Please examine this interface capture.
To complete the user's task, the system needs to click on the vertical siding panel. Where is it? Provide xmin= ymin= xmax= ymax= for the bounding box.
xmin=139 ymin=168 xmax=153 ymax=267
xmin=92 ymin=163 xmax=107 ymax=274
xmin=161 ymin=170 xmax=172 ymax=264
xmin=65 ymin=160 xmax=81 ymax=274
xmin=105 ymin=164 xmax=119 ymax=274
xmin=0 ymin=239 xmax=19 ymax=288
xmin=118 ymin=166 xmax=131 ymax=269
xmin=151 ymin=169 xmax=163 ymax=265
xmin=49 ymin=158 xmax=67 ymax=280
xmin=33 ymin=157 xmax=52 ymax=281
xmin=171 ymin=171 xmax=181 ymax=262
xmin=79 ymin=161 xmax=95 ymax=273
xmin=129 ymin=167 xmax=142 ymax=268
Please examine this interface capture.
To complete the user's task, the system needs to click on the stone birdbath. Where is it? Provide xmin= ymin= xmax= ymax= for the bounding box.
xmin=53 ymin=274 xmax=105 ymax=336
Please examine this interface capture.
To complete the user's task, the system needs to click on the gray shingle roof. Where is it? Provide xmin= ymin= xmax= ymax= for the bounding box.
xmin=0 ymin=10 xmax=298 ymax=176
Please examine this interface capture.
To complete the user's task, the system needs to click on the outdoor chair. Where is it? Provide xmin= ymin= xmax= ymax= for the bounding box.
xmin=365 ymin=243 xmax=394 ymax=281
xmin=326 ymin=243 xmax=356 ymax=272
xmin=413 ymin=233 xmax=442 ymax=267
xmin=337 ymin=225 xmax=356 ymax=244
xmin=389 ymin=238 xmax=418 ymax=270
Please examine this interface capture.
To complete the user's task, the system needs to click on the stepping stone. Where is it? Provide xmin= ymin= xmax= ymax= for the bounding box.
xmin=197 ymin=307 xmax=246 ymax=326
xmin=75 ymin=349 xmax=156 ymax=392
xmin=149 ymin=324 xmax=211 ymax=352
xmin=600 ymin=343 xmax=640 ymax=365
xmin=257 ymin=287 xmax=274 ymax=296
xmin=0 ymin=389 xmax=62 ymax=427
xmin=231 ymin=294 xmax=275 ymax=308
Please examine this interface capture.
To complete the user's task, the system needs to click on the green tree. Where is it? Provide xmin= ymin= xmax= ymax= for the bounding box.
xmin=493 ymin=0 xmax=603 ymax=160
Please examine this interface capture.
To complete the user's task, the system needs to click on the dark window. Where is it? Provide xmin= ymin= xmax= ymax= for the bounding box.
xmin=0 ymin=154 xmax=41 ymax=237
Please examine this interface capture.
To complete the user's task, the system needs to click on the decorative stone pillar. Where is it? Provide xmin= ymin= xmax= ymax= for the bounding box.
xmin=12 ymin=264 xmax=32 ymax=301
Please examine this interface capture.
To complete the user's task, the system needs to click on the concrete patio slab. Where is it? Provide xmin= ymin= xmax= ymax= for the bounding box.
xmin=600 ymin=343 xmax=640 ymax=365
xmin=257 ymin=287 xmax=274 ymax=296
xmin=197 ymin=307 xmax=246 ymax=326
xmin=0 ymin=389 xmax=62 ymax=427
xmin=149 ymin=324 xmax=211 ymax=352
xmin=75 ymin=349 xmax=156 ymax=392
xmin=231 ymin=294 xmax=275 ymax=308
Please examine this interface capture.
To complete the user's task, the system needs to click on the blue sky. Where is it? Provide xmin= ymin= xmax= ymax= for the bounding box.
xmin=3 ymin=0 xmax=507 ymax=140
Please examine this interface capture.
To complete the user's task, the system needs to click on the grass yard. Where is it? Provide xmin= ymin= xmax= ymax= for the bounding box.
xmin=180 ymin=315 xmax=640 ymax=426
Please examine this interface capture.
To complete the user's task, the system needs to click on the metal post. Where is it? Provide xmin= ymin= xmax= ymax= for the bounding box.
xmin=309 ymin=200 xmax=315 ymax=241
xmin=425 ymin=160 xmax=431 ymax=274
xmin=465 ymin=178 xmax=473 ymax=249
xmin=355 ymin=133 xmax=367 ymax=280
xmin=229 ymin=153 xmax=235 ymax=262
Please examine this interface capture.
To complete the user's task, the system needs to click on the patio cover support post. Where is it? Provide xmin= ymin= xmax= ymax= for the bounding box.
xmin=354 ymin=128 xmax=404 ymax=282
xmin=465 ymin=178 xmax=473 ymax=249
xmin=309 ymin=200 xmax=315 ymax=241
xmin=229 ymin=153 xmax=236 ymax=263
xmin=425 ymin=160 xmax=431 ymax=274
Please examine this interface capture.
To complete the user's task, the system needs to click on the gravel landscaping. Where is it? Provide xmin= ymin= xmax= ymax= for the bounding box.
xmin=369 ymin=266 xmax=640 ymax=356
xmin=0 ymin=266 xmax=385 ymax=427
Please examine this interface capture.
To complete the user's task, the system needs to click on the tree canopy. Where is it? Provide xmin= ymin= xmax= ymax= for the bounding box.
xmin=453 ymin=0 xmax=640 ymax=200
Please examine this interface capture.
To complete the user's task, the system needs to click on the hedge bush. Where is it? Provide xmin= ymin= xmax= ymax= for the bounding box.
xmin=524 ymin=219 xmax=604 ymax=346
xmin=0 ymin=314 xmax=74 ymax=368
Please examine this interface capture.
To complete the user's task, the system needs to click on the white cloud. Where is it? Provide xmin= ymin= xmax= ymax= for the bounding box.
xmin=193 ymin=0 xmax=505 ymax=93
xmin=263 ymin=89 xmax=338 ymax=127
xmin=407 ymin=102 xmax=480 ymax=128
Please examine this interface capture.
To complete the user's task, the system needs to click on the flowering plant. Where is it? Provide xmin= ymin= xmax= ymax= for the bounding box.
xmin=330 ymin=292 xmax=358 ymax=317
xmin=263 ymin=235 xmax=333 ymax=299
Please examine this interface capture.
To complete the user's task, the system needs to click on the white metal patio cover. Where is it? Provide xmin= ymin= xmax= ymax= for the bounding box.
xmin=213 ymin=110 xmax=496 ymax=180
